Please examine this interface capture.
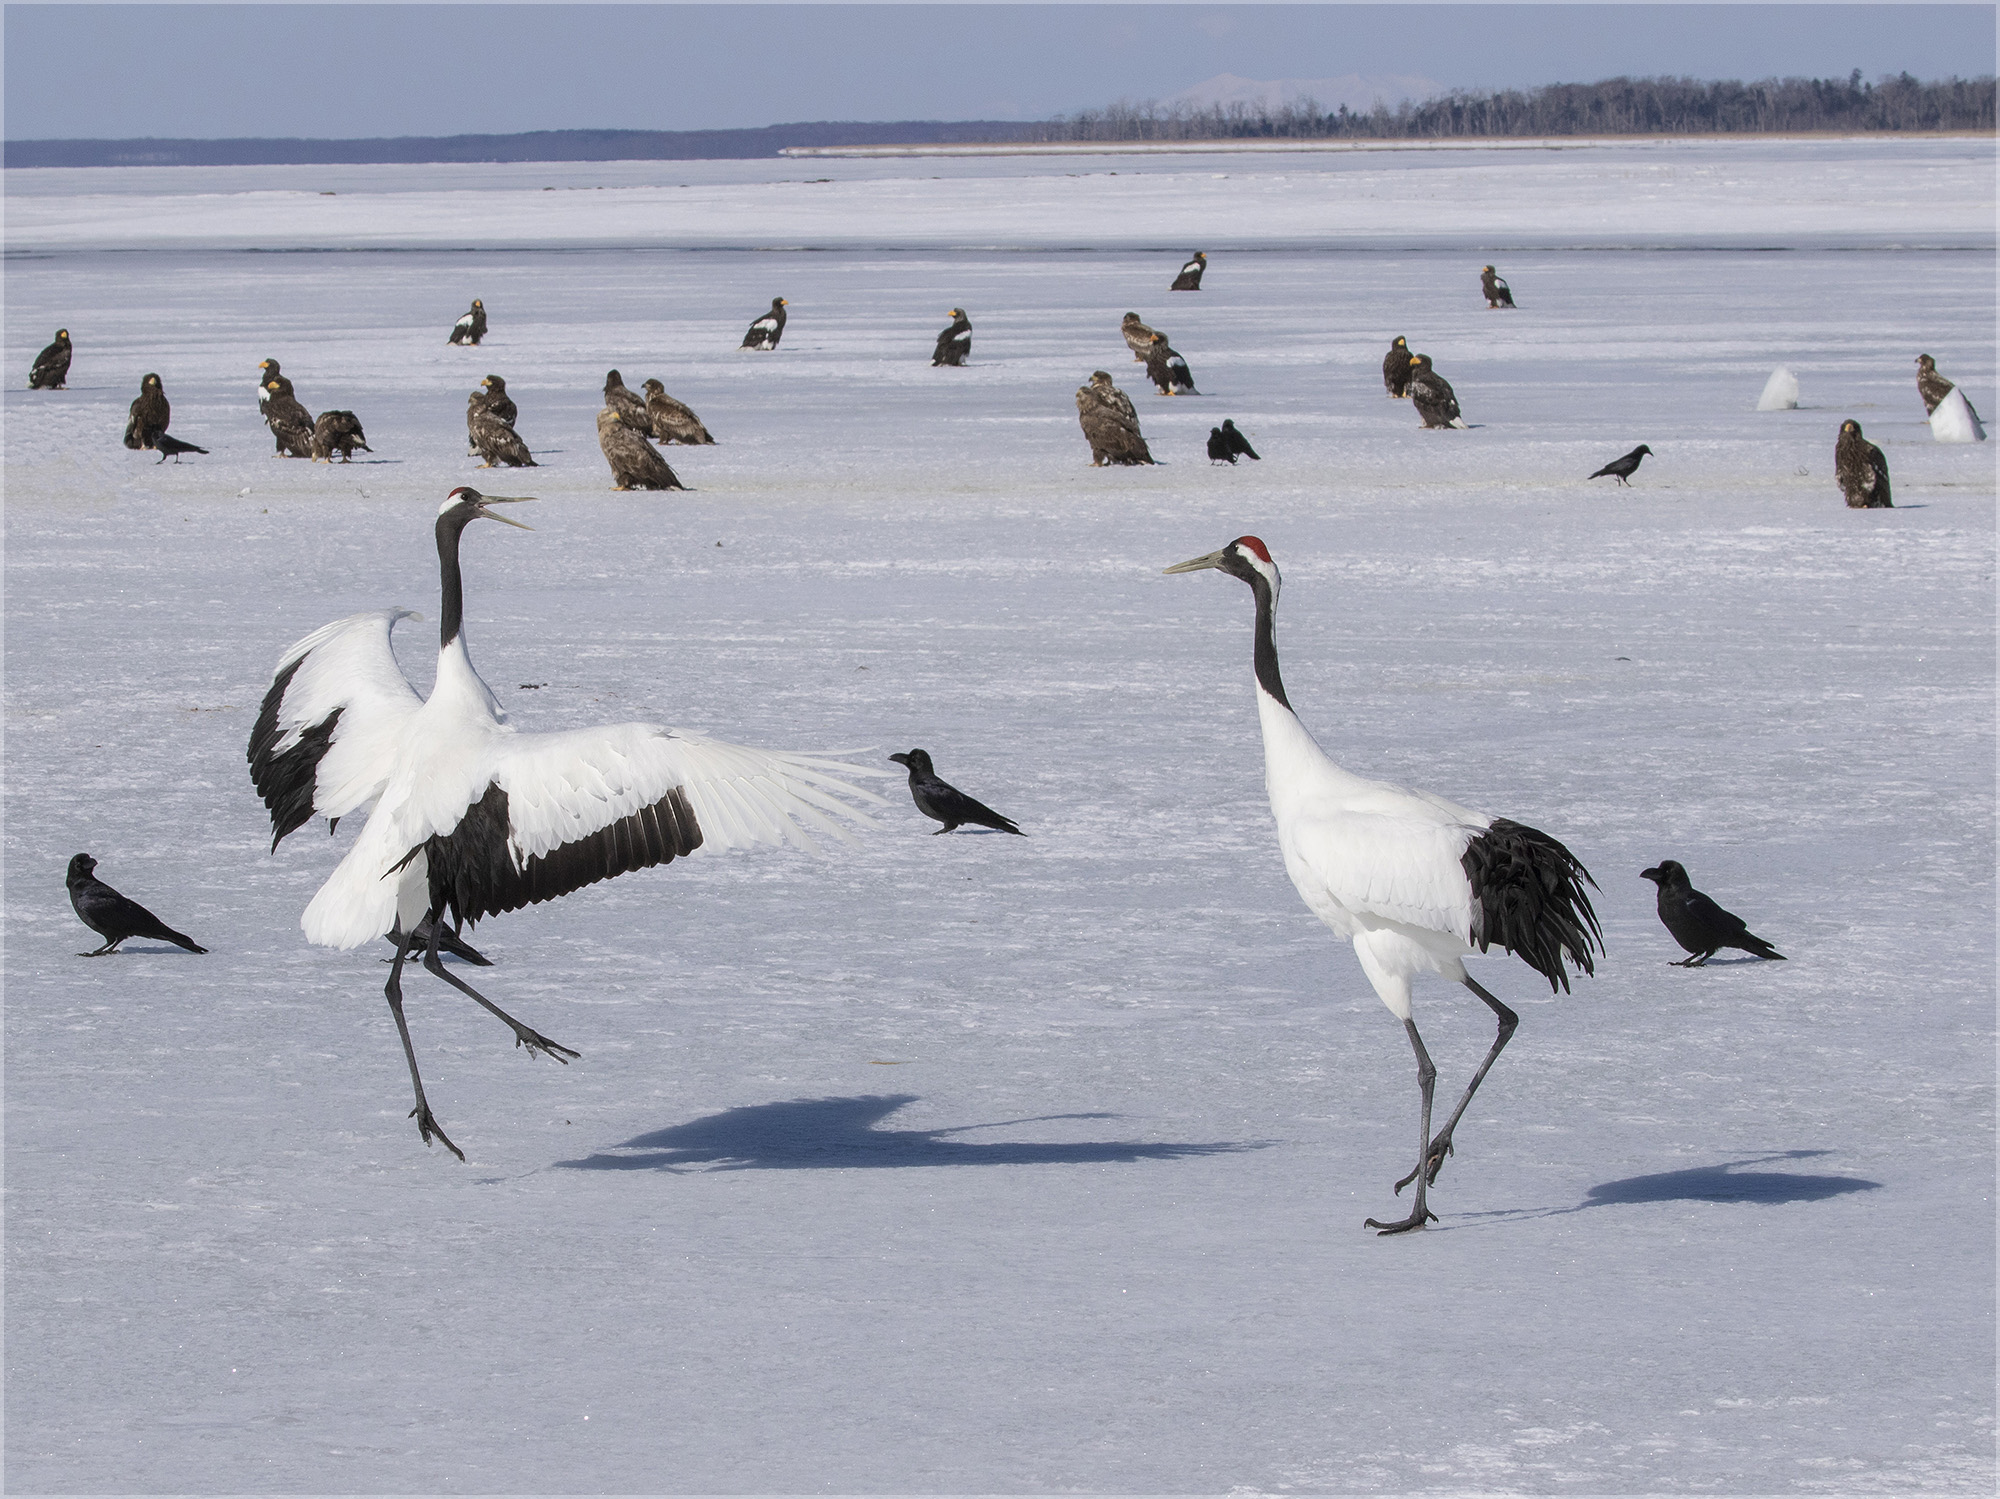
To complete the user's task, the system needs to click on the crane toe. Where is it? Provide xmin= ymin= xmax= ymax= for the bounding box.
xmin=411 ymin=1106 xmax=466 ymax=1162
xmin=1365 ymin=1206 xmax=1438 ymax=1235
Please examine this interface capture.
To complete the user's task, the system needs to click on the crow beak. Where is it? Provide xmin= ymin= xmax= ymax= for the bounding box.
xmin=475 ymin=496 xmax=536 ymax=530
xmin=1163 ymin=549 xmax=1229 ymax=575
xmin=1640 ymin=867 xmax=1662 ymax=883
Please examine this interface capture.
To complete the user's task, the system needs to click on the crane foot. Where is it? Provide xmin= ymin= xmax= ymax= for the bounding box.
xmin=411 ymin=1105 xmax=466 ymax=1161
xmin=512 ymin=1027 xmax=580 ymax=1063
xmin=1394 ymin=1136 xmax=1455 ymax=1194
xmin=1365 ymin=1206 xmax=1437 ymax=1235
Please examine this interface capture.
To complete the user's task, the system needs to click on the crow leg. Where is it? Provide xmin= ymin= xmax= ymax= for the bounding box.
xmin=421 ymin=920 xmax=578 ymax=1063
xmin=1672 ymin=951 xmax=1711 ymax=968
xmin=1368 ymin=1017 xmax=1440 ymax=1235
xmin=1396 ymin=978 xmax=1519 ymax=1193
xmin=78 ymin=938 xmax=124 ymax=956
xmin=385 ymin=918 xmax=464 ymax=1160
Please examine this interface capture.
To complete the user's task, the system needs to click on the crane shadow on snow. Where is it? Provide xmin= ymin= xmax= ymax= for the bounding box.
xmin=555 ymin=1094 xmax=1262 ymax=1173
xmin=1461 ymin=1149 xmax=1881 ymax=1227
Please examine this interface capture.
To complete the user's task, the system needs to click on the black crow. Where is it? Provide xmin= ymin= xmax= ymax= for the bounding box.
xmin=889 ymin=749 xmax=1024 ymax=836
xmin=1218 ymin=419 xmax=1259 ymax=460
xmin=67 ymin=854 xmax=207 ymax=955
xmin=1588 ymin=444 xmax=1653 ymax=486
xmin=1640 ymin=860 xmax=1785 ymax=966
xmin=153 ymin=433 xmax=209 ymax=463
xmin=1207 ymin=427 xmax=1234 ymax=463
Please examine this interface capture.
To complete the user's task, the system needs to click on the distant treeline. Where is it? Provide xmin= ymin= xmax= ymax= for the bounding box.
xmin=1026 ymin=72 xmax=1997 ymax=142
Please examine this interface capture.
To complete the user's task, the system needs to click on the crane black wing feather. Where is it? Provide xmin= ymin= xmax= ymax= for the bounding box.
xmin=425 ymin=782 xmax=704 ymax=927
xmin=1461 ymin=818 xmax=1602 ymax=992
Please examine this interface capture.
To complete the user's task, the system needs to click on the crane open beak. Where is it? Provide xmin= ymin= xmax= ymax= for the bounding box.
xmin=1163 ymin=549 xmax=1228 ymax=575
xmin=475 ymin=495 xmax=536 ymax=530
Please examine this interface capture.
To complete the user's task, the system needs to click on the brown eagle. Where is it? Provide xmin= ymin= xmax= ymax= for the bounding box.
xmin=1120 ymin=312 xmax=1161 ymax=362
xmin=1408 ymin=354 xmax=1466 ymax=429
xmin=122 ymin=373 xmax=170 ymax=449
xmin=29 ymin=329 xmax=71 ymax=389
xmin=1076 ymin=371 xmax=1154 ymax=465
xmin=1144 ymin=332 xmax=1198 ymax=395
xmin=641 ymin=379 xmax=714 ymax=444
xmin=603 ymin=369 xmax=652 ymax=430
xmin=1382 ymin=336 xmax=1412 ymax=397
xmin=1835 ymin=420 xmax=1892 ymax=508
xmin=1480 ymin=265 xmax=1516 ymax=309
xmin=449 ymin=299 xmax=487 ymax=346
xmin=1915 ymin=354 xmax=1978 ymax=422
xmin=468 ymin=393 xmax=534 ymax=467
xmin=597 ymin=408 xmax=685 ymax=490
xmin=933 ymin=309 xmax=971 ymax=367
xmin=309 ymin=411 xmax=371 ymax=463
xmin=262 ymin=379 xmax=315 ymax=457
xmin=740 ymin=297 xmax=787 ymax=350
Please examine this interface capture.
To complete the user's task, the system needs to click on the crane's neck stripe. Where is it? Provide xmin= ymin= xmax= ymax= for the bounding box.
xmin=1249 ymin=572 xmax=1290 ymax=710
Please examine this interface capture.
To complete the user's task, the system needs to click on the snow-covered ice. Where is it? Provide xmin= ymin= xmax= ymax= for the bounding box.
xmin=1758 ymin=366 xmax=1801 ymax=411
xmin=4 ymin=139 xmax=1995 ymax=1493
xmin=1931 ymin=384 xmax=1987 ymax=443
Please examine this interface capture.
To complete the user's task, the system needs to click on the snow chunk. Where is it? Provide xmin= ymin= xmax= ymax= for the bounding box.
xmin=1929 ymin=385 xmax=1985 ymax=443
xmin=1756 ymin=368 xmax=1799 ymax=410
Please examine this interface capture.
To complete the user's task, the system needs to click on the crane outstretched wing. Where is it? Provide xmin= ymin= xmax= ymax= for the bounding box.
xmin=247 ymin=609 xmax=425 ymax=850
xmin=302 ymin=722 xmax=890 ymax=947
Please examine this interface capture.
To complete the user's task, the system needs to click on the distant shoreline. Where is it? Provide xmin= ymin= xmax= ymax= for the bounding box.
xmin=6 ymin=124 xmax=1991 ymax=171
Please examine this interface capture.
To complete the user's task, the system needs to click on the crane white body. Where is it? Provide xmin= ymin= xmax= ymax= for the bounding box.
xmin=1166 ymin=535 xmax=1599 ymax=1233
xmin=249 ymin=489 xmax=885 ymax=1158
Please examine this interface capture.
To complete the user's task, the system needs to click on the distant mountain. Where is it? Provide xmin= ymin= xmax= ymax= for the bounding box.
xmin=1166 ymin=73 xmax=1443 ymax=114
xmin=4 ymin=120 xmax=1044 ymax=169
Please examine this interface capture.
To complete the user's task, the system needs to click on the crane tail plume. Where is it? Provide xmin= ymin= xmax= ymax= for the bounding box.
xmin=1461 ymin=819 xmax=1603 ymax=994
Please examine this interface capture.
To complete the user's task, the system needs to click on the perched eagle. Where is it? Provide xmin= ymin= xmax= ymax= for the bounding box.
xmin=1835 ymin=420 xmax=1892 ymax=508
xmin=740 ymin=297 xmax=787 ymax=350
xmin=933 ymin=309 xmax=972 ymax=367
xmin=122 ymin=373 xmax=170 ymax=450
xmin=29 ymin=328 xmax=71 ymax=389
xmin=309 ymin=411 xmax=371 ymax=463
xmin=597 ymin=408 xmax=686 ymax=490
xmin=1076 ymin=371 xmax=1154 ymax=466
xmin=1382 ymin=336 xmax=1412 ymax=397
xmin=603 ymin=369 xmax=652 ymax=430
xmin=1408 ymin=354 xmax=1467 ymax=429
xmin=1915 ymin=354 xmax=1978 ymax=421
xmin=1480 ymin=265 xmax=1516 ymax=309
xmin=1171 ymin=252 xmax=1207 ymax=291
xmin=641 ymin=378 xmax=714 ymax=444
xmin=262 ymin=379 xmax=315 ymax=457
xmin=475 ymin=373 xmax=518 ymax=428
xmin=1143 ymin=332 xmax=1198 ymax=395
xmin=1120 ymin=312 xmax=1161 ymax=362
xmin=467 ymin=394 xmax=535 ymax=468
xmin=448 ymin=298 xmax=487 ymax=346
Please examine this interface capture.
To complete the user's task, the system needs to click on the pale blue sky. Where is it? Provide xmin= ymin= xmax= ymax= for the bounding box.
xmin=5 ymin=3 xmax=1994 ymax=140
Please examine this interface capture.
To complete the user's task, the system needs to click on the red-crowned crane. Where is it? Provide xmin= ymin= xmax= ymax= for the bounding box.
xmin=248 ymin=487 xmax=885 ymax=1160
xmin=1164 ymin=536 xmax=1601 ymax=1233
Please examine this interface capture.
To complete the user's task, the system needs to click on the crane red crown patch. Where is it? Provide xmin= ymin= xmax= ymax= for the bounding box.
xmin=1234 ymin=536 xmax=1273 ymax=563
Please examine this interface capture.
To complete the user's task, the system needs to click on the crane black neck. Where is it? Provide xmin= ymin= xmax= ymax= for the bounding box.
xmin=1247 ymin=572 xmax=1291 ymax=710
xmin=435 ymin=507 xmax=477 ymax=649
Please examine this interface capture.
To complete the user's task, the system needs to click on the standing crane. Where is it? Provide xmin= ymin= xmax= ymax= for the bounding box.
xmin=1164 ymin=536 xmax=1601 ymax=1234
xmin=248 ymin=487 xmax=885 ymax=1160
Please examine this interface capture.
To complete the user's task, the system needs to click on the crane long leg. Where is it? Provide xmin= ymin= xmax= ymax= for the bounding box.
xmin=420 ymin=918 xmax=579 ymax=1063
xmin=1367 ymin=1017 xmax=1440 ymax=1235
xmin=1396 ymin=977 xmax=1518 ymax=1194
xmin=385 ymin=920 xmax=465 ymax=1161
